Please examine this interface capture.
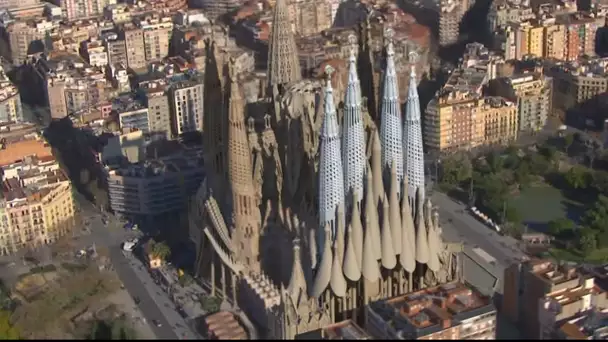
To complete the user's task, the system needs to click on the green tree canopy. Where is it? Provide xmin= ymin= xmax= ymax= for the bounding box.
xmin=440 ymin=153 xmax=472 ymax=186
xmin=582 ymin=195 xmax=608 ymax=232
xmin=564 ymin=166 xmax=590 ymax=190
xmin=88 ymin=319 xmax=135 ymax=340
xmin=548 ymin=218 xmax=576 ymax=238
xmin=0 ymin=310 xmax=19 ymax=340
xmin=151 ymin=241 xmax=171 ymax=261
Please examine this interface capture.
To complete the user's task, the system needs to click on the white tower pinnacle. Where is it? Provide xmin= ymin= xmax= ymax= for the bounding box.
xmin=403 ymin=51 xmax=425 ymax=202
xmin=342 ymin=34 xmax=366 ymax=206
xmin=318 ymin=65 xmax=345 ymax=251
xmin=379 ymin=28 xmax=404 ymax=187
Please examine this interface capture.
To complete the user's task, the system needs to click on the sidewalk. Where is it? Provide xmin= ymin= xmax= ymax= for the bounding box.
xmin=106 ymin=290 xmax=156 ymax=339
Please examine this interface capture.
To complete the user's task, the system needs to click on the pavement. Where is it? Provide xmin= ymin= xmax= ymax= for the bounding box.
xmin=117 ymin=250 xmax=199 ymax=340
xmin=73 ymin=191 xmax=206 ymax=340
xmin=432 ymin=191 xmax=526 ymax=267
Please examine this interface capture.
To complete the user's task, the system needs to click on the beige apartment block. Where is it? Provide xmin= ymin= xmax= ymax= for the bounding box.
xmin=425 ymin=68 xmax=518 ymax=152
xmin=6 ymin=20 xmax=53 ymax=65
xmin=0 ymin=136 xmax=75 ymax=255
xmin=123 ymin=24 xmax=146 ymax=70
xmin=139 ymin=17 xmax=173 ymax=62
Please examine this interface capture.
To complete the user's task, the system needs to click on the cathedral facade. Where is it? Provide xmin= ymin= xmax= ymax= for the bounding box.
xmin=189 ymin=0 xmax=463 ymax=338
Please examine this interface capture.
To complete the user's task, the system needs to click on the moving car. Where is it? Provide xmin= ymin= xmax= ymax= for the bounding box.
xmin=151 ymin=319 xmax=162 ymax=327
xmin=122 ymin=238 xmax=139 ymax=252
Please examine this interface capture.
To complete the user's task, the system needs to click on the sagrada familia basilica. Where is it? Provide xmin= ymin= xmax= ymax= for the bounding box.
xmin=189 ymin=0 xmax=463 ymax=337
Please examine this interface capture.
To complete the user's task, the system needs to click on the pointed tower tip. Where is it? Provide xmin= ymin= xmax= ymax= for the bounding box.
xmin=312 ymin=223 xmax=333 ymax=298
xmin=343 ymin=223 xmax=362 ymax=281
xmin=381 ymin=198 xmax=397 ymax=269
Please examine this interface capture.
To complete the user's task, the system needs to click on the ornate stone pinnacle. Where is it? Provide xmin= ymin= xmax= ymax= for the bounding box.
xmin=384 ymin=27 xmax=395 ymax=40
xmin=325 ymin=65 xmax=335 ymax=78
xmin=348 ymin=34 xmax=357 ymax=48
xmin=409 ymin=51 xmax=419 ymax=64
xmin=228 ymin=57 xmax=237 ymax=82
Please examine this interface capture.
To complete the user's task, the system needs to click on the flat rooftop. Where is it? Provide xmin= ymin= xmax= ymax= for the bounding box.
xmin=0 ymin=138 xmax=53 ymax=167
xmin=530 ymin=260 xmax=583 ymax=286
xmin=558 ymin=308 xmax=608 ymax=340
xmin=369 ymin=282 xmax=495 ymax=338
xmin=108 ymin=146 xmax=204 ymax=179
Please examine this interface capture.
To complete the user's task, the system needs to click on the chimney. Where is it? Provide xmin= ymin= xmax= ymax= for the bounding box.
xmin=441 ymin=319 xmax=451 ymax=329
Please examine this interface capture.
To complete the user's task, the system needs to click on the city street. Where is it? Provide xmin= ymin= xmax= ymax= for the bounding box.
xmin=432 ymin=192 xmax=527 ymax=267
xmin=116 ymin=249 xmax=199 ymax=339
xmin=75 ymin=192 xmax=201 ymax=339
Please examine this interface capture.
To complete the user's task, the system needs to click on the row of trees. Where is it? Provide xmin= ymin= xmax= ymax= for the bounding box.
xmin=439 ymin=144 xmax=559 ymax=230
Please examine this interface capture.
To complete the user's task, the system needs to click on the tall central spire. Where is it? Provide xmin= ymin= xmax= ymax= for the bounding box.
xmin=226 ymin=58 xmax=261 ymax=272
xmin=266 ymin=0 xmax=301 ymax=90
xmin=379 ymin=28 xmax=404 ymax=187
xmin=403 ymin=51 xmax=425 ymax=201
xmin=318 ymin=65 xmax=345 ymax=252
xmin=342 ymin=34 xmax=366 ymax=205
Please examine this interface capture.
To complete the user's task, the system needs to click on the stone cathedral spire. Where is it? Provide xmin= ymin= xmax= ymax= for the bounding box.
xmin=379 ymin=28 xmax=404 ymax=185
xmin=342 ymin=34 xmax=366 ymax=205
xmin=226 ymin=58 xmax=261 ymax=272
xmin=266 ymin=0 xmax=301 ymax=91
xmin=403 ymin=52 xmax=426 ymax=201
xmin=318 ymin=65 xmax=345 ymax=250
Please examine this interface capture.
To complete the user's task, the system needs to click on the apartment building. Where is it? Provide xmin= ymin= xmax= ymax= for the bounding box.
xmin=113 ymin=96 xmax=149 ymax=133
xmin=169 ymin=80 xmax=204 ymax=135
xmin=425 ymin=68 xmax=518 ymax=152
xmin=123 ymin=24 xmax=146 ymax=69
xmin=438 ymin=0 xmax=466 ymax=46
xmin=103 ymin=3 xmax=131 ymax=24
xmin=106 ymin=146 xmax=205 ymax=219
xmin=0 ymin=136 xmax=74 ymax=255
xmin=503 ymin=259 xmax=607 ymax=339
xmin=80 ymin=38 xmax=108 ymax=67
xmin=554 ymin=308 xmax=608 ymax=339
xmin=0 ymin=70 xmax=23 ymax=122
xmin=0 ymin=0 xmax=39 ymax=9
xmin=493 ymin=72 xmax=552 ymax=132
xmin=139 ymin=17 xmax=173 ymax=62
xmin=537 ymin=276 xmax=607 ymax=339
xmin=544 ymin=24 xmax=566 ymax=60
xmin=289 ymin=0 xmax=331 ymax=37
xmin=548 ymin=59 xmax=608 ymax=113
xmin=56 ymin=0 xmax=116 ymax=22
xmin=36 ymin=54 xmax=110 ymax=119
xmin=103 ymin=32 xmax=127 ymax=66
xmin=6 ymin=19 xmax=55 ymax=65
xmin=365 ymin=282 xmax=497 ymax=340
xmin=140 ymin=81 xmax=172 ymax=138
xmin=100 ymin=128 xmax=145 ymax=165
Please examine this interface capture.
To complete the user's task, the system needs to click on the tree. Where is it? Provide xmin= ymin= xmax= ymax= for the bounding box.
xmin=200 ymin=296 xmax=221 ymax=313
xmin=151 ymin=241 xmax=171 ymax=261
xmin=564 ymin=133 xmax=574 ymax=154
xmin=582 ymin=195 xmax=608 ymax=232
xmin=591 ymin=171 xmax=608 ymax=195
xmin=524 ymin=153 xmax=551 ymax=176
xmin=548 ymin=218 xmax=575 ymax=238
xmin=539 ymin=144 xmax=558 ymax=162
xmin=514 ymin=161 xmax=532 ymax=189
xmin=486 ymin=151 xmax=503 ymax=174
xmin=564 ymin=166 xmax=590 ymax=190
xmin=578 ymin=228 xmax=597 ymax=253
xmin=88 ymin=319 xmax=135 ymax=340
xmin=440 ymin=153 xmax=472 ymax=187
xmin=0 ymin=310 xmax=19 ymax=340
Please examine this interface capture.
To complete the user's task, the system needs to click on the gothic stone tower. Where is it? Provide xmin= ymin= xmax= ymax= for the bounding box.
xmin=226 ymin=58 xmax=262 ymax=273
xmin=266 ymin=0 xmax=302 ymax=95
